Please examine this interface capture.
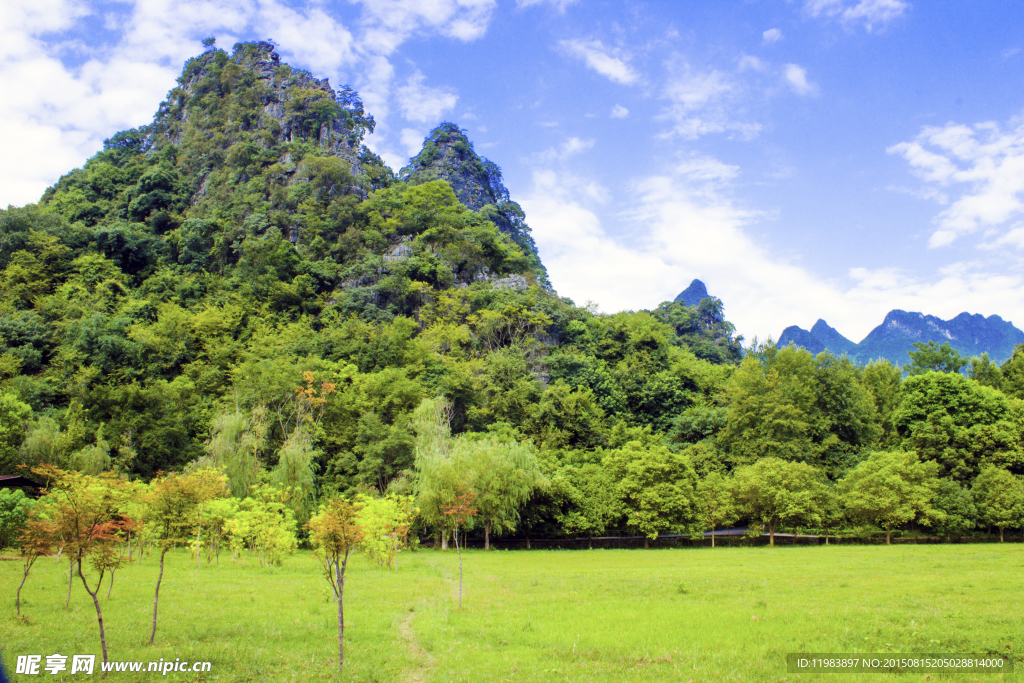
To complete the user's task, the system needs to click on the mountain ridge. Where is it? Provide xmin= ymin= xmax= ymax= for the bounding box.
xmin=779 ymin=309 xmax=1024 ymax=366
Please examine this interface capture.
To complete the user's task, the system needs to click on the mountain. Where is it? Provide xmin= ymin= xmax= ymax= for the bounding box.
xmin=778 ymin=310 xmax=1024 ymax=366
xmin=673 ymin=279 xmax=710 ymax=306
xmin=401 ymin=123 xmax=547 ymax=286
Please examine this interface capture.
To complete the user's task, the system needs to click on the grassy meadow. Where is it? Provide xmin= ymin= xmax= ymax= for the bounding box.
xmin=2 ymin=544 xmax=1022 ymax=682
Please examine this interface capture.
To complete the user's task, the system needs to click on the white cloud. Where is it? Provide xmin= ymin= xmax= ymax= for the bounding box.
xmin=516 ymin=0 xmax=577 ymax=11
xmin=353 ymin=0 xmax=496 ymax=53
xmin=399 ymin=127 xmax=427 ymax=158
xmin=395 ymin=72 xmax=458 ymax=123
xmin=0 ymin=0 xmax=504 ymax=205
xmin=659 ymin=62 xmax=760 ymax=139
xmin=559 ymin=39 xmax=640 ymax=85
xmin=762 ymin=28 xmax=783 ymax=44
xmin=737 ymin=54 xmax=766 ymax=72
xmin=1003 ymin=47 xmax=1021 ymax=59
xmin=889 ymin=114 xmax=1024 ymax=248
xmin=805 ymin=0 xmax=909 ymax=32
xmin=674 ymin=154 xmax=740 ymax=183
xmin=523 ymin=164 xmax=1024 ymax=343
xmin=611 ymin=104 xmax=629 ymax=118
xmin=537 ymin=136 xmax=595 ymax=162
xmin=784 ymin=63 xmax=815 ymax=95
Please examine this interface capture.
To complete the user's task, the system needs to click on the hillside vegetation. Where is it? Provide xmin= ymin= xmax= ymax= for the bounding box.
xmin=1 ymin=41 xmax=1023 ymax=549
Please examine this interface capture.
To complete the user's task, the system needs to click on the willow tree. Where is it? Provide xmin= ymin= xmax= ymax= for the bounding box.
xmin=412 ymin=398 xmax=463 ymax=549
xmin=457 ymin=436 xmax=546 ymax=550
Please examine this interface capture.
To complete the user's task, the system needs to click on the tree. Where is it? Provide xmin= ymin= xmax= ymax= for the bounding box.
xmin=893 ymin=371 xmax=1020 ymax=482
xmin=968 ymin=353 xmax=1003 ymax=389
xmin=412 ymin=398 xmax=463 ymax=549
xmin=931 ymin=479 xmax=977 ymax=540
xmin=604 ymin=442 xmax=699 ymax=547
xmin=442 ymin=488 xmax=476 ymax=609
xmin=308 ymin=498 xmax=365 ymax=672
xmin=145 ymin=469 xmax=225 ymax=644
xmin=355 ymin=493 xmax=416 ymax=569
xmin=0 ymin=392 xmax=32 ymax=471
xmin=973 ymin=465 xmax=1024 ymax=542
xmin=16 ymin=517 xmax=53 ymax=615
xmin=838 ymin=450 xmax=940 ymax=544
xmin=903 ymin=341 xmax=967 ymax=376
xmin=732 ymin=458 xmax=827 ymax=546
xmin=0 ymin=487 xmax=34 ymax=549
xmin=862 ymin=359 xmax=903 ymax=447
xmin=458 ymin=435 xmax=546 ymax=550
xmin=696 ymin=471 xmax=735 ymax=548
xmin=33 ymin=466 xmax=128 ymax=667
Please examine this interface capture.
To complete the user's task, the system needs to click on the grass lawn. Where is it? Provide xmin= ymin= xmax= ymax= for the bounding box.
xmin=2 ymin=544 xmax=1021 ymax=682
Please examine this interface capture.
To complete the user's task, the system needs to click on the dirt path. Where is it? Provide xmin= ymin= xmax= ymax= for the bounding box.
xmin=398 ymin=608 xmax=434 ymax=683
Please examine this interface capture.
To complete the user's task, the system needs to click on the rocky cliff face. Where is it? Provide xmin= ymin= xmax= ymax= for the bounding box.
xmin=779 ymin=310 xmax=1024 ymax=366
xmin=401 ymin=123 xmax=548 ymax=286
xmin=157 ymin=41 xmax=374 ymax=178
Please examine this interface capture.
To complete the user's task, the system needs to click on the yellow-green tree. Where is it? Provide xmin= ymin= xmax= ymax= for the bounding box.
xmin=308 ymin=498 xmax=365 ymax=672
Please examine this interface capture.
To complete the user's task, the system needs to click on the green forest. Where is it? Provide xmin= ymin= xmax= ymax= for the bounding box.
xmin=3 ymin=40 xmax=1024 ymax=560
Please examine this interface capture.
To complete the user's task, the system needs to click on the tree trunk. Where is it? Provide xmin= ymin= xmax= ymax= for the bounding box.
xmin=66 ymin=557 xmax=74 ymax=608
xmin=441 ymin=528 xmax=449 ymax=550
xmin=484 ymin=520 xmax=490 ymax=551
xmin=107 ymin=570 xmax=115 ymax=599
xmin=77 ymin=560 xmax=109 ymax=668
xmin=643 ymin=536 xmax=649 ymax=549
xmin=711 ymin=527 xmax=716 ymax=548
xmin=150 ymin=548 xmax=168 ymax=645
xmin=195 ymin=506 xmax=203 ymax=569
xmin=455 ymin=525 xmax=464 ymax=609
xmin=886 ymin=525 xmax=891 ymax=545
xmin=588 ymin=536 xmax=592 ymax=550
xmin=17 ymin=557 xmax=36 ymax=615
xmin=335 ymin=552 xmax=349 ymax=672
xmin=769 ymin=526 xmax=775 ymax=547
xmin=1000 ymin=526 xmax=1004 ymax=543
xmin=526 ymin=536 xmax=531 ymax=550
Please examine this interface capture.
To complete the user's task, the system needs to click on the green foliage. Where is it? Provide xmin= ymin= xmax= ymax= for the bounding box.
xmin=903 ymin=341 xmax=968 ymax=376
xmin=732 ymin=457 xmax=828 ymax=544
xmin=972 ymin=465 xmax=1024 ymax=541
xmin=0 ymin=391 xmax=32 ymax=470
xmin=838 ymin=450 xmax=941 ymax=543
xmin=604 ymin=442 xmax=699 ymax=541
xmin=0 ymin=487 xmax=35 ymax=549
xmin=894 ymin=371 xmax=1022 ymax=481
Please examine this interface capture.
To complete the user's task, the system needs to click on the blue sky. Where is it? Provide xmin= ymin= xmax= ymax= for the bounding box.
xmin=3 ymin=0 xmax=1024 ymax=343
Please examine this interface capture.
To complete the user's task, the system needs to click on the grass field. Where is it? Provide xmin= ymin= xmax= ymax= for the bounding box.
xmin=2 ymin=544 xmax=1021 ymax=682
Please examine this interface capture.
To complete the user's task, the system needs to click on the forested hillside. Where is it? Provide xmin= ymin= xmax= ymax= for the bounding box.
xmin=2 ymin=41 xmax=1024 ymax=548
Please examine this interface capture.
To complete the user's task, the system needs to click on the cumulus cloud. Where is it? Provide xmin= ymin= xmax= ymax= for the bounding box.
xmin=559 ymin=39 xmax=640 ymax=85
xmin=784 ymin=63 xmax=815 ymax=95
xmin=805 ymin=0 xmax=909 ymax=32
xmin=611 ymin=104 xmax=629 ymax=118
xmin=0 ymin=0 xmax=502 ymax=206
xmin=523 ymin=163 xmax=1024 ymax=342
xmin=395 ymin=72 xmax=458 ymax=123
xmin=889 ymin=114 xmax=1024 ymax=248
xmin=762 ymin=28 xmax=783 ymax=44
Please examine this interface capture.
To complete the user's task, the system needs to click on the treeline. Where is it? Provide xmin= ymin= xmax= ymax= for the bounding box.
xmin=2 ymin=41 xmax=1024 ymax=551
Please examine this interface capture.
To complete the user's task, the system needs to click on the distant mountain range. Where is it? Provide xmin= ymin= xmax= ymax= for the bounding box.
xmin=778 ymin=310 xmax=1024 ymax=366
